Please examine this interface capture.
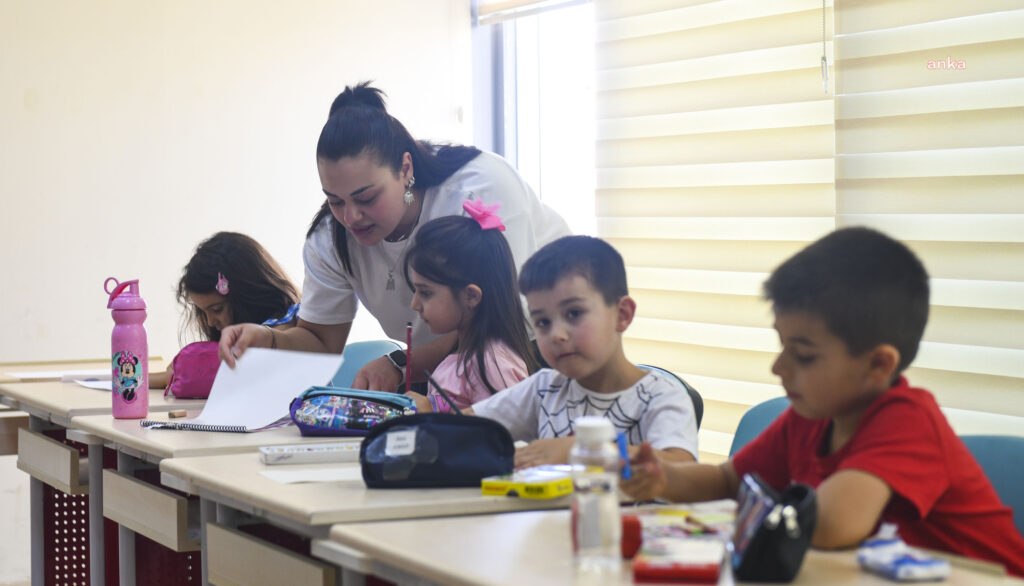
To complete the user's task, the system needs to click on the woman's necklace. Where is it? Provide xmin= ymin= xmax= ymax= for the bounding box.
xmin=381 ymin=199 xmax=422 ymax=291
xmin=382 ymin=238 xmax=413 ymax=291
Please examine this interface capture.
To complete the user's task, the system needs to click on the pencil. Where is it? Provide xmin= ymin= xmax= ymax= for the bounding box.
xmin=405 ymin=322 xmax=412 ymax=394
xmin=424 ymin=370 xmax=463 ymax=415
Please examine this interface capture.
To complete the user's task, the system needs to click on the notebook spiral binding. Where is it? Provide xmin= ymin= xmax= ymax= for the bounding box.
xmin=139 ymin=420 xmax=249 ymax=433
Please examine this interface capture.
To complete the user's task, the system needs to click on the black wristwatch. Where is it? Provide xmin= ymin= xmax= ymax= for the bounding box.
xmin=385 ymin=350 xmax=407 ymax=383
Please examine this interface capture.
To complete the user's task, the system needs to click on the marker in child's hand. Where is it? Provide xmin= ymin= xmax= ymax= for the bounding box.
xmin=617 ymin=432 xmax=632 ymax=480
xmin=425 ymin=370 xmax=462 ymax=415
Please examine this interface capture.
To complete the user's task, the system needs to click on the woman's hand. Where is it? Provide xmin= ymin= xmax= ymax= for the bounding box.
xmin=352 ymin=356 xmax=402 ymax=391
xmin=218 ymin=323 xmax=272 ymax=367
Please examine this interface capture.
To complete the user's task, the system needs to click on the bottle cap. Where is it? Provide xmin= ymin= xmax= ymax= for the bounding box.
xmin=574 ymin=416 xmax=615 ymax=445
xmin=105 ymin=277 xmax=147 ymax=310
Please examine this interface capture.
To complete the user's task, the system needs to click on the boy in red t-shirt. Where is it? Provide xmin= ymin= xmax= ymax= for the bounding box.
xmin=622 ymin=227 xmax=1024 ymax=576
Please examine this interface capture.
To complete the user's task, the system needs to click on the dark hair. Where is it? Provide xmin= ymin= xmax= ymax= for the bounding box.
xmin=307 ymin=82 xmax=481 ymax=274
xmin=518 ymin=236 xmax=629 ymax=304
xmin=177 ymin=232 xmax=300 ymax=342
xmin=763 ymin=226 xmax=930 ymax=373
xmin=403 ymin=215 xmax=540 ymax=394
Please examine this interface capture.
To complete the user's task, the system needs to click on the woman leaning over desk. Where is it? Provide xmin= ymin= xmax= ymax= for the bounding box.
xmin=218 ymin=82 xmax=570 ymax=390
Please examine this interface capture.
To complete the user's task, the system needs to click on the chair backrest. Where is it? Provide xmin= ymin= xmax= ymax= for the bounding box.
xmin=637 ymin=364 xmax=703 ymax=430
xmin=329 ymin=339 xmax=403 ymax=388
xmin=728 ymin=396 xmax=790 ymax=456
xmin=960 ymin=434 xmax=1024 ymax=538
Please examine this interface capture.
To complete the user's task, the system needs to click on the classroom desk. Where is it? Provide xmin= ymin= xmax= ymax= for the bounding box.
xmin=67 ymin=412 xmax=360 ymax=586
xmin=159 ymin=452 xmax=572 ymax=586
xmin=0 ymin=357 xmax=165 ymax=384
xmin=0 ymin=379 xmax=182 ymax=428
xmin=0 ymin=380 xmax=201 ymax=586
xmin=316 ymin=509 xmax=1024 ymax=586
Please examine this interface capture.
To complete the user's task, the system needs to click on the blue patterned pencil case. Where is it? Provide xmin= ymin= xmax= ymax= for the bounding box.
xmin=289 ymin=386 xmax=417 ymax=437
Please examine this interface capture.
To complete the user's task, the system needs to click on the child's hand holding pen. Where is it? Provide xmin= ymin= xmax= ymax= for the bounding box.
xmin=620 ymin=442 xmax=669 ymax=503
xmin=404 ymin=391 xmax=432 ymax=413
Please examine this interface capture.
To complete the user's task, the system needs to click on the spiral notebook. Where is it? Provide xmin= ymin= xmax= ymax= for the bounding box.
xmin=140 ymin=347 xmax=342 ymax=433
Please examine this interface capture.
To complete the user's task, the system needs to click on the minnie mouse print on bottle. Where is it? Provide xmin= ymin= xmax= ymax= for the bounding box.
xmin=105 ymin=277 xmax=149 ymax=418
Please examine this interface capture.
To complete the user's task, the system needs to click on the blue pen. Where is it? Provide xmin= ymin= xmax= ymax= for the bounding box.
xmin=616 ymin=432 xmax=632 ymax=480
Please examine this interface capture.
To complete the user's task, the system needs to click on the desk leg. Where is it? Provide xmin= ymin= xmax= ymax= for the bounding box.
xmin=215 ymin=502 xmax=240 ymax=526
xmin=29 ymin=416 xmax=43 ymax=586
xmin=341 ymin=568 xmax=366 ymax=586
xmin=88 ymin=443 xmax=105 ymax=586
xmin=116 ymin=452 xmax=136 ymax=586
xmin=200 ymin=497 xmax=214 ymax=586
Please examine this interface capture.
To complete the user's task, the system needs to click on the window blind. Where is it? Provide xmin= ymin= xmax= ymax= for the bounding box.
xmin=835 ymin=1 xmax=1024 ymax=435
xmin=477 ymin=0 xmax=590 ymax=25
xmin=594 ymin=0 xmax=836 ymax=462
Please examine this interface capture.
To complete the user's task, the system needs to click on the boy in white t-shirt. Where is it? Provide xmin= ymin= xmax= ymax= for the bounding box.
xmin=468 ymin=236 xmax=698 ymax=468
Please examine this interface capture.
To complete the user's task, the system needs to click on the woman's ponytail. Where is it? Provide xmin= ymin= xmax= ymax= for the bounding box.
xmin=328 ymin=81 xmax=388 ymax=118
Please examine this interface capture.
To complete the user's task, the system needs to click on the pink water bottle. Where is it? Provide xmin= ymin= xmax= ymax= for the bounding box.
xmin=105 ymin=277 xmax=149 ymax=419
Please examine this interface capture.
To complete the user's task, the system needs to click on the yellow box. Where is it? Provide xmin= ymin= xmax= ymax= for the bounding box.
xmin=481 ymin=465 xmax=574 ymax=500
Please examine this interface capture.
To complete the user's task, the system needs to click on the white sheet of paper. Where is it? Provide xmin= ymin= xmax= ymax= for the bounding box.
xmin=60 ymin=369 xmax=112 ymax=382
xmin=183 ymin=348 xmax=342 ymax=430
xmin=259 ymin=466 xmax=364 ymax=484
xmin=3 ymin=368 xmax=111 ymax=382
xmin=75 ymin=380 xmax=113 ymax=391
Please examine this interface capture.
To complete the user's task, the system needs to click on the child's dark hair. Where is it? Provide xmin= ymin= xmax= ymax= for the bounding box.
xmin=177 ymin=232 xmax=300 ymax=342
xmin=307 ymin=81 xmax=482 ymax=274
xmin=403 ymin=215 xmax=540 ymax=394
xmin=763 ymin=226 xmax=930 ymax=373
xmin=518 ymin=235 xmax=628 ymax=304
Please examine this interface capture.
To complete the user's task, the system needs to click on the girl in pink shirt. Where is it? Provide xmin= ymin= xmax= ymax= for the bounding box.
xmin=402 ymin=200 xmax=538 ymax=412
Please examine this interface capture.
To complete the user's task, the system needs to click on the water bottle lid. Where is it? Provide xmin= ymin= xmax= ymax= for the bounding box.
xmin=105 ymin=277 xmax=147 ymax=310
xmin=574 ymin=416 xmax=614 ymax=445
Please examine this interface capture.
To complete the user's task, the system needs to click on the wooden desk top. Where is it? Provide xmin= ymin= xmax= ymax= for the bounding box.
xmin=322 ymin=509 xmax=1024 ymax=586
xmin=70 ymin=412 xmax=352 ymax=464
xmin=159 ymin=452 xmax=569 ymax=528
xmin=0 ymin=358 xmax=166 ymax=384
xmin=0 ymin=381 xmax=202 ymax=426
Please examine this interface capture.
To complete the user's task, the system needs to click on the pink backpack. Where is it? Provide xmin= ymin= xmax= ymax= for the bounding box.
xmin=165 ymin=341 xmax=220 ymax=399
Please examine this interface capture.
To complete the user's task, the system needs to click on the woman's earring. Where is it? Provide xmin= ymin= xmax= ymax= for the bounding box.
xmin=403 ymin=176 xmax=416 ymax=205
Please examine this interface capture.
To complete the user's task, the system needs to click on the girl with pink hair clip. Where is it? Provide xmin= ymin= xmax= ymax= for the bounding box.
xmin=400 ymin=200 xmax=540 ymax=412
xmin=150 ymin=232 xmax=300 ymax=388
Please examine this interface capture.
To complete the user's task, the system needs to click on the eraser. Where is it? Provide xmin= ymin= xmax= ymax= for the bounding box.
xmin=168 ymin=410 xmax=187 ymax=419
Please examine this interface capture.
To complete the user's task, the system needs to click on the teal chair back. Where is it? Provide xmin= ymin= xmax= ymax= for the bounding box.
xmin=960 ymin=435 xmax=1024 ymax=538
xmin=728 ymin=396 xmax=790 ymax=456
xmin=329 ymin=339 xmax=402 ymax=388
xmin=638 ymin=364 xmax=703 ymax=430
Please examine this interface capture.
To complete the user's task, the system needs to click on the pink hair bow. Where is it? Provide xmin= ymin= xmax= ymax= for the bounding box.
xmin=462 ymin=198 xmax=505 ymax=232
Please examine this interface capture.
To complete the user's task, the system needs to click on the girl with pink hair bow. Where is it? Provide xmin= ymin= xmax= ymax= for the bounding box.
xmin=398 ymin=201 xmax=539 ymax=413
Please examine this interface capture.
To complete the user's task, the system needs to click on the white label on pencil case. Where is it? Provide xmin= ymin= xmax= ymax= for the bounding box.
xmin=385 ymin=430 xmax=416 ymax=456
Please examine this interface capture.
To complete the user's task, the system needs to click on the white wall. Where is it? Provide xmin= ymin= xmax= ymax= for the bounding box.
xmin=0 ymin=0 xmax=472 ymax=362
xmin=0 ymin=1 xmax=472 ymax=582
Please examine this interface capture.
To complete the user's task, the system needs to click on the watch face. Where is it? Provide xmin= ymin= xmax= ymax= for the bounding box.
xmin=389 ymin=350 xmax=407 ymax=367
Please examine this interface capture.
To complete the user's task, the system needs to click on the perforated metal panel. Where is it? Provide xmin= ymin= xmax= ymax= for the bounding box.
xmin=136 ymin=534 xmax=200 ymax=584
xmin=41 ymin=433 xmax=91 ymax=586
xmin=44 ymin=486 xmax=90 ymax=585
xmin=39 ymin=435 xmax=201 ymax=585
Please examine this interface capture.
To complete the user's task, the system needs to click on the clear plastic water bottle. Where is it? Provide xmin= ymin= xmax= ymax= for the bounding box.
xmin=570 ymin=416 xmax=622 ymax=571
xmin=105 ymin=277 xmax=149 ymax=419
